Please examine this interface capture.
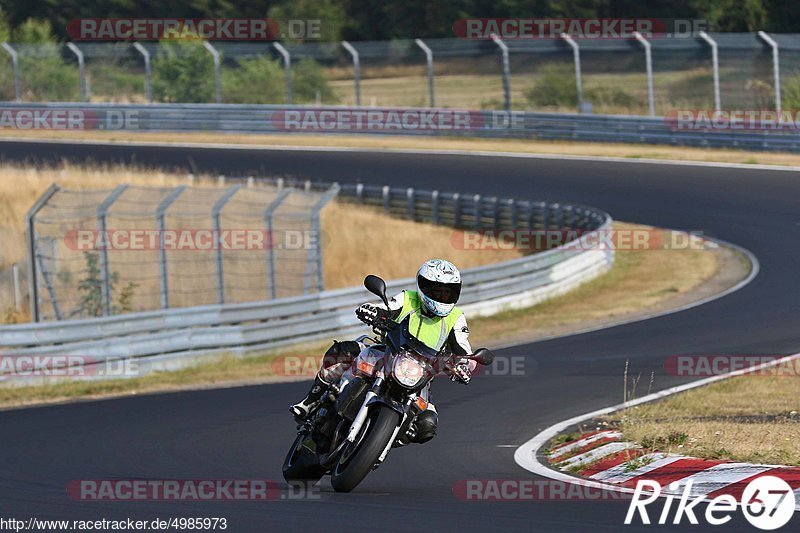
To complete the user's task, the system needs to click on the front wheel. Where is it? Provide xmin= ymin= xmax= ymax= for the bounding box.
xmin=330 ymin=406 xmax=399 ymax=493
xmin=282 ymin=433 xmax=325 ymax=486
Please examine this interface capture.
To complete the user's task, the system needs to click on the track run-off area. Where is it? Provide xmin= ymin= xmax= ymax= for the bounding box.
xmin=0 ymin=139 xmax=798 ymax=531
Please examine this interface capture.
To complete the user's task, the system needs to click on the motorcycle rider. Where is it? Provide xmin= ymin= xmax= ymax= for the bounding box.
xmin=290 ymin=259 xmax=474 ymax=444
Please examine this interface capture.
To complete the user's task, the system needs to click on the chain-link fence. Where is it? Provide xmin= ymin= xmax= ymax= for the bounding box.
xmin=26 ymin=181 xmax=337 ymax=322
xmin=1 ymin=33 xmax=798 ymax=114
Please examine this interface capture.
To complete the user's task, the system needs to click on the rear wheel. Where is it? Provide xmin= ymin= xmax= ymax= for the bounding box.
xmin=330 ymin=406 xmax=399 ymax=493
xmin=282 ymin=433 xmax=325 ymax=486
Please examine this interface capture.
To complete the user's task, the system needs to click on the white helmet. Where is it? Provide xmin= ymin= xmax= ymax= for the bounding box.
xmin=416 ymin=259 xmax=462 ymax=317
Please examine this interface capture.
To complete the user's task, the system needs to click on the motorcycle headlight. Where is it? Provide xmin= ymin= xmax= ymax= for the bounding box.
xmin=392 ymin=353 xmax=426 ymax=388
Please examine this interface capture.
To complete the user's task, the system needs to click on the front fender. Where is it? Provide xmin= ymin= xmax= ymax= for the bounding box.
xmin=367 ymin=394 xmax=406 ymax=415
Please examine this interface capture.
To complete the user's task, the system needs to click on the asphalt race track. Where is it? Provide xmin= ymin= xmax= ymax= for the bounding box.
xmin=1 ymin=140 xmax=798 ymax=531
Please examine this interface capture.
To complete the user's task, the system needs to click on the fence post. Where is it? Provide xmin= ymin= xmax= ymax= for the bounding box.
xmin=97 ymin=185 xmax=128 ymax=316
xmin=633 ymin=31 xmax=655 ymax=116
xmin=698 ymin=31 xmax=721 ymax=112
xmin=306 ymin=184 xmax=340 ymax=293
xmin=453 ymin=192 xmax=461 ymax=227
xmin=414 ymin=38 xmax=435 ymax=107
xmin=489 ymin=33 xmax=510 ymax=113
xmin=202 ymin=41 xmax=222 ymax=103
xmin=11 ymin=262 xmax=20 ymax=311
xmin=212 ymin=185 xmax=241 ymax=304
xmin=264 ymin=188 xmax=292 ymax=299
xmin=758 ymin=31 xmax=781 ymax=115
xmin=341 ymin=41 xmax=361 ymax=106
xmin=560 ymin=33 xmax=583 ymax=113
xmin=66 ymin=42 xmax=87 ymax=102
xmin=273 ymin=42 xmax=292 ymax=104
xmin=155 ymin=185 xmax=185 ymax=309
xmin=431 ymin=190 xmax=440 ymax=224
xmin=24 ymin=184 xmax=59 ymax=322
xmin=1 ymin=43 xmax=20 ymax=101
xmin=132 ymin=42 xmax=152 ymax=103
xmin=473 ymin=194 xmax=482 ymax=229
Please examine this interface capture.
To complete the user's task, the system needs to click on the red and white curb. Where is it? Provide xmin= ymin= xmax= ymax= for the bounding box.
xmin=547 ymin=430 xmax=800 ymax=509
xmin=514 ymin=351 xmax=800 ymax=510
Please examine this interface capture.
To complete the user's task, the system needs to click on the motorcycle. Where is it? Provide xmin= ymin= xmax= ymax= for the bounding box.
xmin=282 ymin=274 xmax=494 ymax=493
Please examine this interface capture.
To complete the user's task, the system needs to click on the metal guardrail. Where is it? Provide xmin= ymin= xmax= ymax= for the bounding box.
xmin=1 ymin=102 xmax=797 ymax=152
xmin=0 ymin=180 xmax=613 ymax=381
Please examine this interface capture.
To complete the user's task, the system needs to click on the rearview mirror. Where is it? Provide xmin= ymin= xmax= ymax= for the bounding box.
xmin=471 ymin=348 xmax=495 ymax=366
xmin=364 ymin=275 xmax=389 ymax=308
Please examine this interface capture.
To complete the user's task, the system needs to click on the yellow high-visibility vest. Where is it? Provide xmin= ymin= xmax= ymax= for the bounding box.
xmin=394 ymin=290 xmax=463 ymax=351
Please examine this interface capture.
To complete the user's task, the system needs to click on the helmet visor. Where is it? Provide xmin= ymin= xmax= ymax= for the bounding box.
xmin=418 ymin=275 xmax=461 ymax=304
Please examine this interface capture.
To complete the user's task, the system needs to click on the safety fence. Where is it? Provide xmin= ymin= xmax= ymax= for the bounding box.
xmin=25 ymin=180 xmax=337 ymax=322
xmin=0 ymin=34 xmax=798 ymax=115
xmin=0 ymin=178 xmax=613 ymax=383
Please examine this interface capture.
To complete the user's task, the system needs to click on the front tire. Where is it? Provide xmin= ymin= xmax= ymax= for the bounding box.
xmin=282 ymin=433 xmax=325 ymax=486
xmin=330 ymin=406 xmax=399 ymax=493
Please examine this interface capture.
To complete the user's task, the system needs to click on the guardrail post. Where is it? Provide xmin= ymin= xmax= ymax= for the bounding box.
xmin=155 ymin=185 xmax=185 ymax=309
xmin=24 ymin=184 xmax=59 ymax=322
xmin=203 ymin=41 xmax=222 ymax=103
xmin=212 ymin=185 xmax=241 ymax=304
xmin=132 ymin=42 xmax=152 ymax=103
xmin=356 ymin=183 xmax=364 ymax=202
xmin=698 ymin=31 xmax=721 ymax=112
xmin=264 ymin=188 xmax=292 ymax=299
xmin=492 ymin=197 xmax=500 ymax=227
xmin=414 ymin=38 xmax=435 ymax=107
xmin=305 ymin=184 xmax=340 ymax=293
xmin=758 ymin=31 xmax=781 ymax=114
xmin=66 ymin=42 xmax=87 ymax=102
xmin=342 ymin=41 xmax=361 ymax=106
xmin=98 ymin=184 xmax=128 ymax=316
xmin=406 ymin=187 xmax=415 ymax=220
xmin=382 ymin=185 xmax=390 ymax=212
xmin=273 ymin=42 xmax=292 ymax=104
xmin=431 ymin=190 xmax=440 ymax=224
xmin=633 ymin=32 xmax=655 ymax=116
xmin=509 ymin=198 xmax=517 ymax=228
xmin=453 ymin=193 xmax=461 ymax=227
xmin=560 ymin=33 xmax=584 ymax=113
xmin=489 ymin=34 xmax=511 ymax=112
xmin=1 ymin=43 xmax=20 ymax=101
xmin=473 ymin=194 xmax=482 ymax=229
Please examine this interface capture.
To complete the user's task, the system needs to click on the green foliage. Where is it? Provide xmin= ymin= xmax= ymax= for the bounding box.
xmin=524 ymin=64 xmax=577 ymax=108
xmin=292 ymin=59 xmax=337 ymax=103
xmin=781 ymin=75 xmax=800 ymax=111
xmin=222 ymin=57 xmax=284 ymax=104
xmin=12 ymin=18 xmax=55 ymax=43
xmin=268 ymin=0 xmax=345 ymax=42
xmin=153 ymin=37 xmax=214 ymax=103
xmin=18 ymin=55 xmax=80 ymax=101
xmin=77 ymin=252 xmax=138 ymax=317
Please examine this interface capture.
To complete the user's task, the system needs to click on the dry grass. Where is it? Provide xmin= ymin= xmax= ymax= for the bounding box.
xmin=3 ymin=130 xmax=799 ymax=167
xmin=609 ymin=374 xmax=800 ymax=465
xmin=467 ymin=224 xmax=718 ymax=346
xmin=0 ymin=163 xmax=519 ymax=320
xmin=321 ymin=201 xmax=521 ymax=289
